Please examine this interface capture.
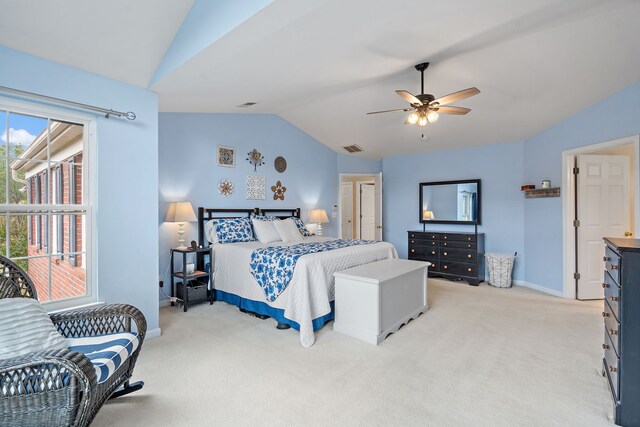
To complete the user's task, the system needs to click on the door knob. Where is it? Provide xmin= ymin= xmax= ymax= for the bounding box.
xmin=625 ymin=231 xmax=633 ymax=237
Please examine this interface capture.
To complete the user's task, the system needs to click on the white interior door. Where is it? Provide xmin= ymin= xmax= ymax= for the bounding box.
xmin=577 ymin=154 xmax=630 ymax=300
xmin=374 ymin=174 xmax=382 ymax=241
xmin=360 ymin=183 xmax=376 ymax=240
xmin=341 ymin=182 xmax=353 ymax=239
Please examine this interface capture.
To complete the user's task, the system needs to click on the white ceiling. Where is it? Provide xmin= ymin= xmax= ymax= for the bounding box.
xmin=2 ymin=0 xmax=640 ymax=159
xmin=0 ymin=0 xmax=194 ymax=87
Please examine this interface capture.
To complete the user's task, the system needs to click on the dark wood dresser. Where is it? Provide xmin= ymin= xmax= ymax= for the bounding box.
xmin=408 ymin=231 xmax=485 ymax=285
xmin=602 ymin=237 xmax=640 ymax=426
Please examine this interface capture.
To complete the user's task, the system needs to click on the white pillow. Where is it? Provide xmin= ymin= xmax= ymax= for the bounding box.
xmin=204 ymin=220 xmax=218 ymax=244
xmin=0 ymin=298 xmax=69 ymax=360
xmin=251 ymin=218 xmax=282 ymax=243
xmin=273 ymin=218 xmax=304 ymax=243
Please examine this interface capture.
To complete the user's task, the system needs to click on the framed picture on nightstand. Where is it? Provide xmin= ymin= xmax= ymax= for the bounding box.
xmin=217 ymin=145 xmax=236 ymax=167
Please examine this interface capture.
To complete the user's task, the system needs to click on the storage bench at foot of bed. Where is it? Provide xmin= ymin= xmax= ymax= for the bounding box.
xmin=333 ymin=258 xmax=429 ymax=345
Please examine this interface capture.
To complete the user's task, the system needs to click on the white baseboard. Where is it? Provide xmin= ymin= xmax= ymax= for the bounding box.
xmin=146 ymin=327 xmax=162 ymax=339
xmin=159 ymin=299 xmax=171 ymax=308
xmin=513 ymin=280 xmax=565 ymax=298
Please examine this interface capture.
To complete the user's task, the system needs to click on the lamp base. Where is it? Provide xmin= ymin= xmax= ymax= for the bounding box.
xmin=316 ymin=223 xmax=323 ymax=236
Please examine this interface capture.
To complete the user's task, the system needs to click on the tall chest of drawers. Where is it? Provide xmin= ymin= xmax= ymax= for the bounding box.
xmin=408 ymin=231 xmax=484 ymax=285
xmin=602 ymin=237 xmax=640 ymax=426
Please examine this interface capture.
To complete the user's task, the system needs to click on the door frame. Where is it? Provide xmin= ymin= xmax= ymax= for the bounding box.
xmin=561 ymin=135 xmax=640 ymax=299
xmin=355 ymin=180 xmax=375 ymax=239
xmin=338 ymin=173 xmax=382 ymax=240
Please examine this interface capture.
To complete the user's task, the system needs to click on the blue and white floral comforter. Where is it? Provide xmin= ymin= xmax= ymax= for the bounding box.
xmin=250 ymin=239 xmax=376 ymax=301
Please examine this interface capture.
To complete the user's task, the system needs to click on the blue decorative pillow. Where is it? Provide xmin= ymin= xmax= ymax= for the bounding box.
xmin=214 ymin=218 xmax=256 ymax=243
xmin=292 ymin=217 xmax=312 ymax=237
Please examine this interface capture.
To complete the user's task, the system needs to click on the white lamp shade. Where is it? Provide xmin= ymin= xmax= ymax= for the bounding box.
xmin=166 ymin=202 xmax=197 ymax=223
xmin=309 ymin=209 xmax=329 ymax=224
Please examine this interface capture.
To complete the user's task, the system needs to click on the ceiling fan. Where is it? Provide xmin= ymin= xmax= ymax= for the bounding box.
xmin=367 ymin=62 xmax=480 ymax=127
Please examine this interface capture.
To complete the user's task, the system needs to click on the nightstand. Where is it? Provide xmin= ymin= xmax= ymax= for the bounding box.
xmin=170 ymin=247 xmax=213 ymax=312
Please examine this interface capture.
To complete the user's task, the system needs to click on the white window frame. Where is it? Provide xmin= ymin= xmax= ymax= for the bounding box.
xmin=0 ymin=96 xmax=97 ymax=311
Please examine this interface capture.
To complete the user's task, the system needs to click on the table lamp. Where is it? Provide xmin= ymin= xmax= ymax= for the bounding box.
xmin=165 ymin=201 xmax=197 ymax=249
xmin=423 ymin=210 xmax=435 ymax=220
xmin=309 ymin=209 xmax=329 ymax=236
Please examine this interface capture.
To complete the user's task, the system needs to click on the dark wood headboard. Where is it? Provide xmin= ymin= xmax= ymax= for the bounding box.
xmin=197 ymin=207 xmax=301 ymax=247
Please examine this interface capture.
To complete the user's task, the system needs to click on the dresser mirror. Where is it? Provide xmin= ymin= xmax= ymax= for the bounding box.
xmin=419 ymin=179 xmax=481 ymax=225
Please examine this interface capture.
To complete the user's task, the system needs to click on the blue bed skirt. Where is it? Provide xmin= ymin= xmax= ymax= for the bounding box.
xmin=213 ymin=289 xmax=334 ymax=331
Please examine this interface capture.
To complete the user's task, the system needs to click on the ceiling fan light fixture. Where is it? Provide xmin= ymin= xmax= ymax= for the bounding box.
xmin=427 ymin=110 xmax=439 ymax=123
xmin=406 ymin=112 xmax=419 ymax=124
xmin=417 ymin=115 xmax=428 ymax=127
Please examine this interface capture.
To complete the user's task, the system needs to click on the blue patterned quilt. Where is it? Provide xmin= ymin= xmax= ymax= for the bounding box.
xmin=250 ymin=239 xmax=376 ymax=301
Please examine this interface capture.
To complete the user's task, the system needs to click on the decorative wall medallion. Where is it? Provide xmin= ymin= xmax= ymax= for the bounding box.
xmin=217 ymin=145 xmax=235 ymax=167
xmin=274 ymin=156 xmax=287 ymax=173
xmin=271 ymin=180 xmax=287 ymax=201
xmin=246 ymin=149 xmax=265 ymax=172
xmin=246 ymin=175 xmax=266 ymax=200
xmin=218 ymin=179 xmax=234 ymax=197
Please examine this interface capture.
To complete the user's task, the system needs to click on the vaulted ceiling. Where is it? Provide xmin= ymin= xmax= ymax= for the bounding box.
xmin=1 ymin=0 xmax=639 ymax=159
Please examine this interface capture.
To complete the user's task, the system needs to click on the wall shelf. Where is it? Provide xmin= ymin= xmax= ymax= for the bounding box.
xmin=523 ymin=187 xmax=560 ymax=199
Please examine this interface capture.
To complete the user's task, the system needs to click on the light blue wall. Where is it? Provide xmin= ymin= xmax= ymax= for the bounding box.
xmin=382 ymin=141 xmax=526 ymax=281
xmin=337 ymin=153 xmax=382 ymax=174
xmin=158 ymin=113 xmax=339 ymax=300
xmin=523 ymin=82 xmax=640 ymax=292
xmin=0 ymin=46 xmax=160 ymax=331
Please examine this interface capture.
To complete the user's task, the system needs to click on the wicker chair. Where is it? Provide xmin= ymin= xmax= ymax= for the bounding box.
xmin=0 ymin=255 xmax=146 ymax=426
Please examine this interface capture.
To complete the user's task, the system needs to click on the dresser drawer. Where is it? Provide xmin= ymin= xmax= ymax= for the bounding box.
xmin=409 ymin=238 xmax=439 ymax=247
xmin=442 ymin=240 xmax=476 ymax=249
xmin=603 ymin=271 xmax=620 ymax=322
xmin=604 ymin=246 xmax=621 ymax=286
xmin=441 ymin=248 xmax=476 ymax=263
xmin=441 ymin=233 xmax=476 ymax=243
xmin=408 ymin=232 xmax=440 ymax=240
xmin=603 ymin=329 xmax=620 ymax=400
xmin=441 ymin=261 xmax=476 ymax=277
xmin=604 ymin=300 xmax=620 ymax=356
xmin=409 ymin=245 xmax=438 ymax=257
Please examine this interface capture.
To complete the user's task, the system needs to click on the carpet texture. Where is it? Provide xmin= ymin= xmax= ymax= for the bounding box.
xmin=92 ymin=279 xmax=613 ymax=426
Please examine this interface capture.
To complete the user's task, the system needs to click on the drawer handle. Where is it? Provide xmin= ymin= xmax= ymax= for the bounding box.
xmin=444 ymin=265 xmax=448 ymax=269
xmin=468 ymin=237 xmax=472 ymax=241
xmin=468 ymin=268 xmax=472 ymax=272
xmin=610 ymin=265 xmax=618 ymax=270
xmin=411 ymin=240 xmax=415 ymax=244
xmin=431 ymin=251 xmax=436 ymax=255
xmin=443 ymin=243 xmax=447 ymax=246
xmin=467 ymin=254 xmax=472 ymax=259
xmin=431 ymin=235 xmax=436 ymax=239
xmin=411 ymin=249 xmax=415 ymax=253
xmin=603 ymin=343 xmax=609 ymax=350
xmin=467 ymin=244 xmax=471 ymax=248
xmin=610 ymin=328 xmax=618 ymax=336
xmin=602 ymin=283 xmax=609 ymax=289
xmin=610 ymin=296 xmax=619 ymax=302
xmin=602 ymin=312 xmax=609 ymax=317
xmin=610 ymin=366 xmax=617 ymax=373
xmin=444 ymin=252 xmax=448 ymax=256
xmin=444 ymin=236 xmax=447 ymax=240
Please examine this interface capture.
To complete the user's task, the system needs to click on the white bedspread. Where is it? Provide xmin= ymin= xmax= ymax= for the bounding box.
xmin=212 ymin=237 xmax=398 ymax=347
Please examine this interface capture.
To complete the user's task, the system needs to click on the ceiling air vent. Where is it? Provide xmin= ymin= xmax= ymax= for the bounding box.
xmin=236 ymin=102 xmax=257 ymax=108
xmin=343 ymin=144 xmax=363 ymax=153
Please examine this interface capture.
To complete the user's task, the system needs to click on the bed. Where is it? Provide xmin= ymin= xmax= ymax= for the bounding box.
xmin=197 ymin=207 xmax=398 ymax=347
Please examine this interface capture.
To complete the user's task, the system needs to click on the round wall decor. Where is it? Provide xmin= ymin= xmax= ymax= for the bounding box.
xmin=274 ymin=156 xmax=287 ymax=173
xmin=218 ymin=179 xmax=234 ymax=197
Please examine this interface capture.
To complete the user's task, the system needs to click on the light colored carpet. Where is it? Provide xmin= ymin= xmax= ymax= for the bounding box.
xmin=92 ymin=279 xmax=613 ymax=427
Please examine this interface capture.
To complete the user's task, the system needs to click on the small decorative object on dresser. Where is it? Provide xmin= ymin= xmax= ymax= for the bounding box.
xmin=602 ymin=237 xmax=640 ymax=426
xmin=408 ymin=231 xmax=485 ymax=285
xmin=217 ymin=145 xmax=235 ymax=167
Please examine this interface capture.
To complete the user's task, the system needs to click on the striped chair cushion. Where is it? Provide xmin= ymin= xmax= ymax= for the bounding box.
xmin=68 ymin=332 xmax=139 ymax=384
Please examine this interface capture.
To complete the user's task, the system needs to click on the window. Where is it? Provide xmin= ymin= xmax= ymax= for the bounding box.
xmin=1 ymin=99 xmax=94 ymax=309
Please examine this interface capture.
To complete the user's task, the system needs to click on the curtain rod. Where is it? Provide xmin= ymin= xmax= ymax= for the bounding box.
xmin=0 ymin=85 xmax=136 ymax=120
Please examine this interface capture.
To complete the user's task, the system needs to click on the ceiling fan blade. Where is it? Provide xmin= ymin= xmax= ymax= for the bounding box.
xmin=437 ymin=106 xmax=471 ymax=115
xmin=432 ymin=87 xmax=480 ymax=106
xmin=395 ymin=90 xmax=422 ymax=106
xmin=367 ymin=108 xmax=414 ymax=115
